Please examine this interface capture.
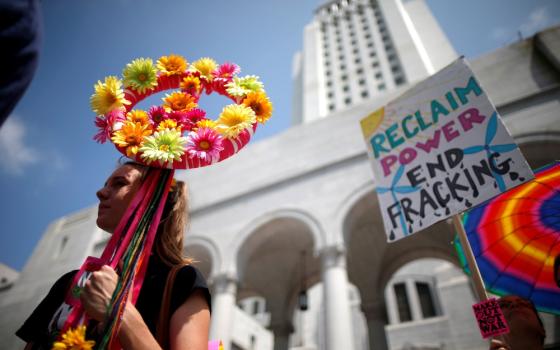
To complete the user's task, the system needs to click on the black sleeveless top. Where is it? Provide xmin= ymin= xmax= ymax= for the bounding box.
xmin=16 ymin=256 xmax=211 ymax=349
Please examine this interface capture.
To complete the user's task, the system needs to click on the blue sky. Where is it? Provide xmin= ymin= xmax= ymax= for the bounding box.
xmin=1 ymin=0 xmax=559 ymax=271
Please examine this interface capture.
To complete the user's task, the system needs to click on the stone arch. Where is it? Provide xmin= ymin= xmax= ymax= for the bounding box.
xmin=184 ymin=235 xmax=221 ymax=280
xmin=229 ymin=208 xmax=326 ymax=278
xmin=231 ymin=209 xmax=325 ymax=350
xmin=335 ymin=179 xmax=377 ymax=246
xmin=516 ymin=132 xmax=560 ymax=169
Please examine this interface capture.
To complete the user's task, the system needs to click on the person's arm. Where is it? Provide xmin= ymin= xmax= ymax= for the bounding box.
xmin=81 ymin=265 xmax=210 ymax=350
xmin=118 ymin=289 xmax=210 ymax=350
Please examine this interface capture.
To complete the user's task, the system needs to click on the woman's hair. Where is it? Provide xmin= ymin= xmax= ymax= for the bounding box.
xmin=122 ymin=160 xmax=192 ymax=266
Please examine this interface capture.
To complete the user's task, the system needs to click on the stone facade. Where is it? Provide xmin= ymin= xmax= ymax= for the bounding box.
xmin=1 ymin=4 xmax=560 ymax=350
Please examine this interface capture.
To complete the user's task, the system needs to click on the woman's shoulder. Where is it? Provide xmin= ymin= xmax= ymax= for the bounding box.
xmin=172 ymin=264 xmax=211 ymax=311
xmin=174 ymin=264 xmax=208 ymax=290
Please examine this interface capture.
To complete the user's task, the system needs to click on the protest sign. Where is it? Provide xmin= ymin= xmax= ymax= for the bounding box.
xmin=360 ymin=58 xmax=533 ymax=241
xmin=472 ymin=298 xmax=510 ymax=339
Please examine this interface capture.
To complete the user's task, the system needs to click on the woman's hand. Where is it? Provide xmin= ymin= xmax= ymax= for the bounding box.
xmin=489 ymin=339 xmax=511 ymax=350
xmin=81 ymin=265 xmax=119 ymax=322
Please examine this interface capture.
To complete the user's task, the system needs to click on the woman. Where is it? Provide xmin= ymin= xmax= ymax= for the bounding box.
xmin=17 ymin=162 xmax=211 ymax=349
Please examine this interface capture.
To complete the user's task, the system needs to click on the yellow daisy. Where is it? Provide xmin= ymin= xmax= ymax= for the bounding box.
xmin=180 ymin=75 xmax=202 ymax=95
xmin=163 ymin=92 xmax=197 ymax=112
xmin=126 ymin=109 xmax=151 ymax=126
xmin=190 ymin=57 xmax=218 ymax=80
xmin=90 ymin=76 xmax=130 ymax=115
xmin=242 ymin=91 xmax=273 ymax=124
xmin=195 ymin=119 xmax=217 ymax=130
xmin=157 ymin=54 xmax=188 ymax=76
xmin=216 ymin=104 xmax=256 ymax=138
xmin=52 ymin=325 xmax=95 ymax=350
xmin=112 ymin=121 xmax=152 ymax=157
xmin=157 ymin=119 xmax=179 ymax=131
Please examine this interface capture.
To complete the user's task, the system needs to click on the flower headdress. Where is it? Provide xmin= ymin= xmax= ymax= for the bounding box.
xmin=53 ymin=55 xmax=271 ymax=350
xmin=92 ymin=55 xmax=273 ymax=169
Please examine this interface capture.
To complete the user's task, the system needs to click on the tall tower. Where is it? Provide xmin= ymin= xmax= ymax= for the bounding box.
xmin=292 ymin=0 xmax=457 ymax=124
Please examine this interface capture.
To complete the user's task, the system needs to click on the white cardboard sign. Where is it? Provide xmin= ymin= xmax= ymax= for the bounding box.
xmin=360 ymin=58 xmax=533 ymax=242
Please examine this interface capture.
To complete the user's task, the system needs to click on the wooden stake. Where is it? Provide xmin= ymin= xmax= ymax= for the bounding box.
xmin=452 ymin=214 xmax=488 ymax=301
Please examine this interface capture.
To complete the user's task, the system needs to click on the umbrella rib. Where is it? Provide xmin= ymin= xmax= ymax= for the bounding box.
xmin=528 ymin=229 xmax=560 ymax=300
xmin=482 ymin=217 xmax=559 ymax=290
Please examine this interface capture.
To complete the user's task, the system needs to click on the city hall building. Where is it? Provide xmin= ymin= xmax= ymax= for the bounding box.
xmin=1 ymin=0 xmax=560 ymax=349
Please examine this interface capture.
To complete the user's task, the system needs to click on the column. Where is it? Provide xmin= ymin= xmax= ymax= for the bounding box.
xmin=209 ymin=274 xmax=237 ymax=350
xmin=405 ymin=278 xmax=422 ymax=321
xmin=384 ymin=284 xmax=399 ymax=325
xmin=321 ymin=245 xmax=355 ymax=350
xmin=269 ymin=323 xmax=293 ymax=350
xmin=362 ymin=301 xmax=389 ymax=350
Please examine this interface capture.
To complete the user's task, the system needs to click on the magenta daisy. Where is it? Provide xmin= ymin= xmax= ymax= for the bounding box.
xmin=185 ymin=108 xmax=206 ymax=126
xmin=186 ymin=127 xmax=224 ymax=162
xmin=148 ymin=106 xmax=169 ymax=126
xmin=213 ymin=63 xmax=240 ymax=80
xmin=93 ymin=109 xmax=125 ymax=143
xmin=168 ymin=110 xmax=191 ymax=131
xmin=212 ymin=62 xmax=240 ymax=95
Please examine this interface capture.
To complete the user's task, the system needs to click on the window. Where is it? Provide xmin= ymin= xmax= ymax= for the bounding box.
xmin=388 ymin=53 xmax=397 ymax=62
xmin=361 ymin=90 xmax=368 ymax=98
xmin=327 ymin=91 xmax=334 ymax=98
xmin=252 ymin=300 xmax=260 ymax=315
xmin=365 ymin=33 xmax=371 ymax=39
xmin=367 ymin=42 xmax=374 ymax=47
xmin=374 ymin=72 xmax=382 ymax=79
xmin=416 ymin=282 xmax=437 ymax=318
xmin=356 ymin=68 xmax=363 ymax=74
xmin=340 ymin=64 xmax=346 ymax=70
xmin=394 ymin=283 xmax=412 ymax=322
xmin=378 ymin=83 xmax=386 ymax=90
xmin=359 ymin=79 xmax=366 ymax=85
xmin=353 ymin=48 xmax=359 ymax=54
xmin=395 ymin=76 xmax=406 ymax=85
xmin=329 ymin=104 xmax=335 ymax=111
xmin=372 ymin=61 xmax=379 ymax=68
xmin=343 ymin=85 xmax=349 ymax=92
xmin=344 ymin=97 xmax=352 ymax=105
xmin=354 ymin=57 xmax=361 ymax=64
xmin=327 ymin=80 xmax=333 ymax=86
xmin=341 ymin=74 xmax=348 ymax=81
xmin=369 ymin=51 xmax=376 ymax=57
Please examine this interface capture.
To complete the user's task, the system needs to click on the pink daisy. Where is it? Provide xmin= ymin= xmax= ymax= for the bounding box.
xmin=185 ymin=108 xmax=206 ymax=125
xmin=148 ymin=106 xmax=169 ymax=126
xmin=168 ymin=110 xmax=191 ymax=131
xmin=212 ymin=62 xmax=240 ymax=95
xmin=93 ymin=109 xmax=125 ymax=143
xmin=186 ymin=127 xmax=224 ymax=162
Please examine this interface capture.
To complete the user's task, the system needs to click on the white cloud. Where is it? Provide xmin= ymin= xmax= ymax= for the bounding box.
xmin=519 ymin=6 xmax=553 ymax=36
xmin=0 ymin=118 xmax=39 ymax=175
xmin=0 ymin=117 xmax=69 ymax=177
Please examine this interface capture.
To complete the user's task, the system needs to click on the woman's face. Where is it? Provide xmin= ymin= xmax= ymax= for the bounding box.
xmin=96 ymin=164 xmax=144 ymax=233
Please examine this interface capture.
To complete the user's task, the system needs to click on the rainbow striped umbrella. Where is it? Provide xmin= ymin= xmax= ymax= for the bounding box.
xmin=456 ymin=161 xmax=560 ymax=315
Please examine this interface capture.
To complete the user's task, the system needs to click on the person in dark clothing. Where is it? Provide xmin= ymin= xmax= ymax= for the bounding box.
xmin=17 ymin=162 xmax=211 ymax=349
xmin=0 ymin=0 xmax=42 ymax=127
xmin=489 ymin=295 xmax=546 ymax=350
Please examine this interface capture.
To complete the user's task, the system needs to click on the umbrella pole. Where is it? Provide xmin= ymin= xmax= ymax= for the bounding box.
xmin=452 ymin=214 xmax=489 ymax=301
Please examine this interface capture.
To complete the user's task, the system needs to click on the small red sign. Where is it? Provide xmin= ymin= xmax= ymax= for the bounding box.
xmin=472 ymin=298 xmax=510 ymax=339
